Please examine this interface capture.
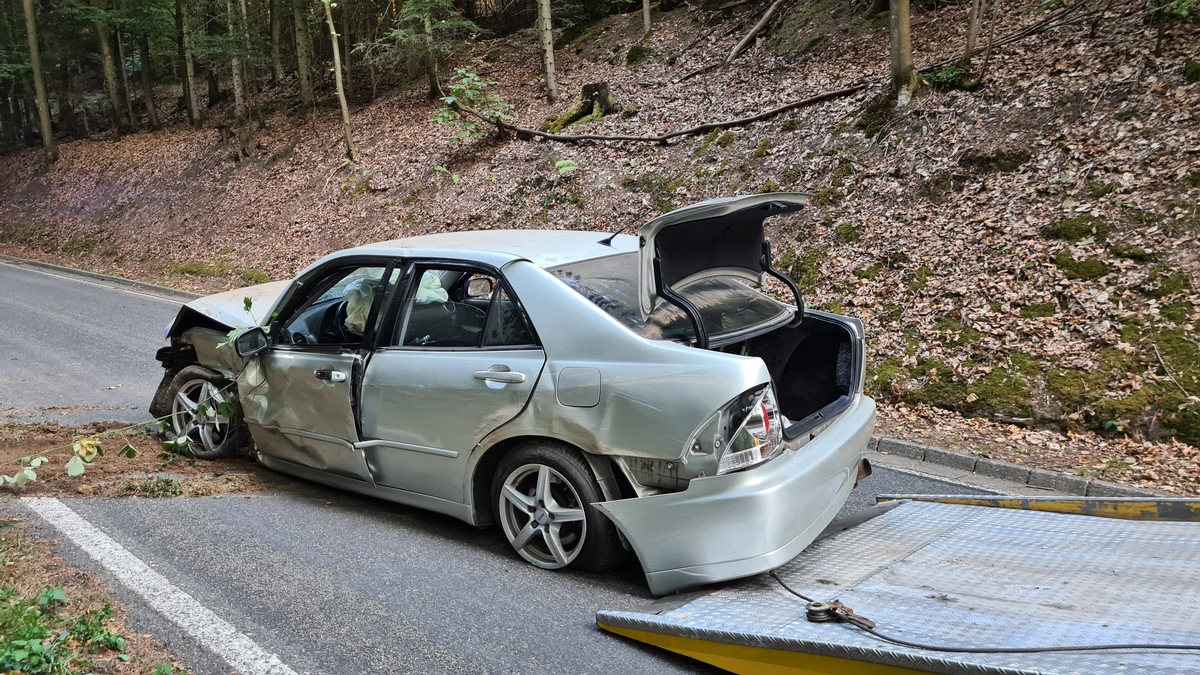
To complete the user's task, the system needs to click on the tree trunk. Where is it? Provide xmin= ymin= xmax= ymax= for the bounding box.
xmin=139 ymin=36 xmax=161 ymax=129
xmin=116 ymin=0 xmax=136 ymax=129
xmin=960 ymin=0 xmax=982 ymax=69
xmin=270 ymin=0 xmax=284 ymax=81
xmin=642 ymin=0 xmax=651 ymax=35
xmin=536 ymin=0 xmax=557 ymax=103
xmin=424 ymin=14 xmax=438 ymax=99
xmin=93 ymin=14 xmax=127 ymax=136
xmin=227 ymin=0 xmax=246 ymax=120
xmin=294 ymin=0 xmax=314 ymax=106
xmin=322 ymin=0 xmax=355 ymax=160
xmin=340 ymin=0 xmax=350 ymax=97
xmin=176 ymin=0 xmax=201 ymax=126
xmin=889 ymin=0 xmax=920 ymax=106
xmin=21 ymin=0 xmax=55 ymax=163
xmin=207 ymin=68 xmax=220 ymax=106
xmin=541 ymin=82 xmax=623 ymax=133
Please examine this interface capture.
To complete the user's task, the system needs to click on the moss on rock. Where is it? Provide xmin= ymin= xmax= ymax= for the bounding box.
xmin=834 ymin=222 xmax=861 ymax=244
xmin=778 ymin=247 xmax=824 ymax=294
xmin=1043 ymin=214 xmax=1111 ymax=242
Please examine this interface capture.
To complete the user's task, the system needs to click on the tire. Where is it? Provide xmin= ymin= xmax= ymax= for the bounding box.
xmin=164 ymin=365 xmax=245 ymax=460
xmin=493 ymin=441 xmax=623 ymax=573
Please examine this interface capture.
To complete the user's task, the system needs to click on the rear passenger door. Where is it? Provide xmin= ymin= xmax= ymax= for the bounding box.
xmin=358 ymin=263 xmax=546 ymax=501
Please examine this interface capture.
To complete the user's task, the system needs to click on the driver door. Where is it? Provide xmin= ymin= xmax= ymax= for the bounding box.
xmin=241 ymin=261 xmax=395 ymax=484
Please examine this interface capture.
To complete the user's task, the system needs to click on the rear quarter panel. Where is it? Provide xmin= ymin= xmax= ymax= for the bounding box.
xmin=479 ymin=261 xmax=770 ymax=461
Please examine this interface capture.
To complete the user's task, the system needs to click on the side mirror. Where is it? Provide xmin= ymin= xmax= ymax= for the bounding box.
xmin=467 ymin=277 xmax=494 ymax=299
xmin=233 ymin=326 xmax=270 ymax=358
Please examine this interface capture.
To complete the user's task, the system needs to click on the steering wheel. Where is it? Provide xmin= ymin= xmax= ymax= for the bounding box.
xmin=318 ymin=300 xmax=353 ymax=344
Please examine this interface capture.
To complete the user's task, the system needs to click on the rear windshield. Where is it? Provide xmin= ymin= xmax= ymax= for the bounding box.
xmin=550 ymin=252 xmax=789 ymax=342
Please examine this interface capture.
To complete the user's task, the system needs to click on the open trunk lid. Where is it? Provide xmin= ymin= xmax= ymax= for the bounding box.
xmin=637 ymin=193 xmax=810 ymax=348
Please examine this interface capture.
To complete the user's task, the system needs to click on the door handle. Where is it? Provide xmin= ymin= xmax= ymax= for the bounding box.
xmin=314 ymin=369 xmax=347 ymax=382
xmin=474 ymin=369 xmax=526 ymax=384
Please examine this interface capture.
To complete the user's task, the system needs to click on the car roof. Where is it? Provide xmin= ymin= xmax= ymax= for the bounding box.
xmin=340 ymin=230 xmax=639 ymax=269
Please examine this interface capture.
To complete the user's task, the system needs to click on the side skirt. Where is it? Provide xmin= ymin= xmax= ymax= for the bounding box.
xmin=255 ymin=453 xmax=478 ymax=525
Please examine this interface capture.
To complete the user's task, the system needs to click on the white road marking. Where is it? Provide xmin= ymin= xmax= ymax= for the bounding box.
xmin=1 ymin=261 xmax=182 ymax=303
xmin=22 ymin=497 xmax=298 ymax=675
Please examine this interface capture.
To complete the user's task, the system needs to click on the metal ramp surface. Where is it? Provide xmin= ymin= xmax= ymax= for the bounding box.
xmin=597 ymin=499 xmax=1200 ymax=675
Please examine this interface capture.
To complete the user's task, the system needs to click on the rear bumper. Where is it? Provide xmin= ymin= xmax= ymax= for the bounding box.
xmin=596 ymin=394 xmax=876 ymax=596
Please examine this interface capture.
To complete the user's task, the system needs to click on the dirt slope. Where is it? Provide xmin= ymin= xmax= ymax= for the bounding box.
xmin=1 ymin=0 xmax=1197 ymax=494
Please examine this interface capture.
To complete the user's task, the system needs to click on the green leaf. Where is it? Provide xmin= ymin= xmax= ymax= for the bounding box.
xmin=66 ymin=456 xmax=87 ymax=477
xmin=29 ymin=456 xmax=48 ymax=468
xmin=118 ymin=444 xmax=138 ymax=459
xmin=243 ymin=296 xmax=254 ymax=312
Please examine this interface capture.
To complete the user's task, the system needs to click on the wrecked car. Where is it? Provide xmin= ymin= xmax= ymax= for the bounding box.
xmin=149 ymin=193 xmax=876 ymax=595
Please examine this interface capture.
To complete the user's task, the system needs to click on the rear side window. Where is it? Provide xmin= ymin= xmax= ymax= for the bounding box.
xmin=550 ymin=253 xmax=788 ymax=341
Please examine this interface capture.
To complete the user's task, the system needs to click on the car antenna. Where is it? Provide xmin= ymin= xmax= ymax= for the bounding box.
xmin=598 ymin=225 xmax=635 ymax=247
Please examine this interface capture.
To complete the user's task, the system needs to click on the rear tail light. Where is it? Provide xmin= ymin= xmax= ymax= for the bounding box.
xmin=718 ymin=386 xmax=782 ymax=474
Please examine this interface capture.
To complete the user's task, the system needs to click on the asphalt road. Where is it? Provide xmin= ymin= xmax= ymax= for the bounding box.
xmin=0 ymin=260 xmax=182 ymax=425
xmin=2 ymin=261 xmax=994 ymax=674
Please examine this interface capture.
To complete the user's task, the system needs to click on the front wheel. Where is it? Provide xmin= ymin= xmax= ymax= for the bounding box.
xmin=493 ymin=442 xmax=623 ymax=572
xmin=165 ymin=365 xmax=245 ymax=459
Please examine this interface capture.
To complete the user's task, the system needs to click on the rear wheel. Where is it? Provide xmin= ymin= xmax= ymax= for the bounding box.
xmin=165 ymin=365 xmax=244 ymax=459
xmin=493 ymin=441 xmax=622 ymax=572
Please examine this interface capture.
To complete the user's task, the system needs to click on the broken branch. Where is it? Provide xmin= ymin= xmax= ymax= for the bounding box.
xmin=453 ymin=83 xmax=870 ymax=145
xmin=724 ymin=0 xmax=788 ymax=65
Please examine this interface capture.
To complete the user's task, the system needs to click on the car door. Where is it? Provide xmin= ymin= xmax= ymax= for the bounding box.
xmin=358 ymin=263 xmax=546 ymax=502
xmin=243 ymin=261 xmax=396 ymax=484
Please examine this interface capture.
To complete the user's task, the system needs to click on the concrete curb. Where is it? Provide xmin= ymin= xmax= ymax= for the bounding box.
xmin=0 ymin=254 xmax=201 ymax=302
xmin=871 ymin=436 xmax=1161 ymax=497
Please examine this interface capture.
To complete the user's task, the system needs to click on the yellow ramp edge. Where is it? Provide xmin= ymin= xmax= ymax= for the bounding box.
xmin=876 ymin=495 xmax=1200 ymax=522
xmin=598 ymin=621 xmax=933 ymax=675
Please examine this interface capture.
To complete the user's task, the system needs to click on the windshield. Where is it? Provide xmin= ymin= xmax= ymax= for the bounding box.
xmin=550 ymin=252 xmax=789 ymax=342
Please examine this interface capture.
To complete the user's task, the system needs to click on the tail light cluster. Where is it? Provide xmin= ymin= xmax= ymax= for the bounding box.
xmin=717 ymin=386 xmax=782 ymax=475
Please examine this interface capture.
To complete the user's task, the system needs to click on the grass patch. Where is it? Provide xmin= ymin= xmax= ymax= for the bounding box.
xmin=908 ymin=265 xmax=934 ymax=292
xmin=1054 ymin=252 xmax=1109 ymax=280
xmin=167 ymin=260 xmax=234 ymax=278
xmin=1020 ymin=302 xmax=1057 ymax=318
xmin=1144 ymin=265 xmax=1192 ymax=298
xmin=934 ymin=314 xmax=984 ymax=345
xmin=853 ymin=264 xmax=882 ymax=280
xmin=754 ymin=139 xmax=774 ymax=158
xmin=239 ymin=269 xmax=271 ymax=284
xmin=119 ymin=477 xmax=183 ymax=498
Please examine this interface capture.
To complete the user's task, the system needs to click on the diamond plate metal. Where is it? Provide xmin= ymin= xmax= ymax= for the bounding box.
xmin=599 ymin=501 xmax=1200 ymax=675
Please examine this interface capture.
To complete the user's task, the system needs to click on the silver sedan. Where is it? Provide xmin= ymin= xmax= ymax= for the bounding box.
xmin=149 ymin=193 xmax=876 ymax=595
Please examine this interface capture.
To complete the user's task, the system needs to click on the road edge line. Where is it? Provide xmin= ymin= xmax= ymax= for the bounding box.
xmin=21 ymin=497 xmax=298 ymax=675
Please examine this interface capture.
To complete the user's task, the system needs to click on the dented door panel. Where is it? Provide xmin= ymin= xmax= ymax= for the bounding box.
xmin=239 ymin=349 xmax=372 ymax=483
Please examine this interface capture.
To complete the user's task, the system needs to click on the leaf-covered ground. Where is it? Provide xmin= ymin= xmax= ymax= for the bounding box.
xmin=1 ymin=0 xmax=1197 ymax=494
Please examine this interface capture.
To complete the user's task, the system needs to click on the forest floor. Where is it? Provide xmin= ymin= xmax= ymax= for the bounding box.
xmin=1 ymin=0 xmax=1198 ymax=496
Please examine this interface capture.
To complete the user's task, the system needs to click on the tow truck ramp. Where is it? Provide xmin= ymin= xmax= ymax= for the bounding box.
xmin=597 ymin=497 xmax=1200 ymax=675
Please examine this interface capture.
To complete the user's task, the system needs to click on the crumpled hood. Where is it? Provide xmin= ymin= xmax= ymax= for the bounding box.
xmin=174 ymin=280 xmax=291 ymax=332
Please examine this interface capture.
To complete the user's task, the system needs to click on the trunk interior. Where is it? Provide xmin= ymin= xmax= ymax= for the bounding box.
xmin=734 ymin=313 xmax=860 ymax=439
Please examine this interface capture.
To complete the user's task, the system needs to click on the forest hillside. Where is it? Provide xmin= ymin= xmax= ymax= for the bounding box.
xmin=1 ymin=0 xmax=1198 ymax=493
